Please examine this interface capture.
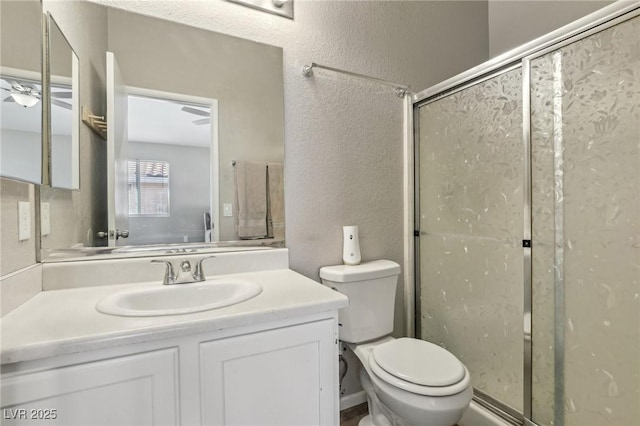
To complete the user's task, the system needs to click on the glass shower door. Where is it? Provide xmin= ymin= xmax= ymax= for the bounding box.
xmin=417 ymin=68 xmax=524 ymax=413
xmin=416 ymin=11 xmax=639 ymax=426
xmin=530 ymin=15 xmax=640 ymax=426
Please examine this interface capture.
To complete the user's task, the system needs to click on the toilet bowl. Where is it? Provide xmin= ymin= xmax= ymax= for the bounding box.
xmin=350 ymin=337 xmax=472 ymax=426
xmin=319 ymin=260 xmax=472 ymax=426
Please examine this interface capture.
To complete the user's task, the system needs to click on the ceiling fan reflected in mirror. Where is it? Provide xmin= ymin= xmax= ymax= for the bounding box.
xmin=0 ymin=77 xmax=72 ymax=110
xmin=181 ymin=106 xmax=211 ymax=125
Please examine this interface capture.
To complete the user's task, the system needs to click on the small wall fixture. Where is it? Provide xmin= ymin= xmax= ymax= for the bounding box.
xmin=225 ymin=0 xmax=293 ymax=19
xmin=81 ymin=106 xmax=107 ymax=140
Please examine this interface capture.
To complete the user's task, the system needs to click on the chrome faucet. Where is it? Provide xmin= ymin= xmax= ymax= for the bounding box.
xmin=151 ymin=256 xmax=215 ymax=285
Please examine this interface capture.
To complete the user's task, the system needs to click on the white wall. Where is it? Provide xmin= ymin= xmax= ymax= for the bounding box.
xmin=488 ymin=0 xmax=614 ymax=57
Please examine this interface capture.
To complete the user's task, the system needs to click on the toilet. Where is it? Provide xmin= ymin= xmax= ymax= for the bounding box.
xmin=320 ymin=260 xmax=472 ymax=426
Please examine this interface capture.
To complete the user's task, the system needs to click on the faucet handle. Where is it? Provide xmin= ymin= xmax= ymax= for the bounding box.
xmin=151 ymin=259 xmax=176 ymax=285
xmin=193 ymin=256 xmax=216 ymax=282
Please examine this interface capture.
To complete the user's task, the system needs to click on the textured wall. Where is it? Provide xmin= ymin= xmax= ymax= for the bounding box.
xmin=488 ymin=0 xmax=614 ymax=57
xmin=0 ymin=179 xmax=37 ymax=276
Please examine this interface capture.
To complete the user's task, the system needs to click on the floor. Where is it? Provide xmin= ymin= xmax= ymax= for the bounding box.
xmin=340 ymin=403 xmax=369 ymax=426
xmin=339 ymin=402 xmax=460 ymax=426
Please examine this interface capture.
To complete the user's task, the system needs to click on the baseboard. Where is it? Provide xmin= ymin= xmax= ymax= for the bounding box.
xmin=340 ymin=390 xmax=367 ymax=411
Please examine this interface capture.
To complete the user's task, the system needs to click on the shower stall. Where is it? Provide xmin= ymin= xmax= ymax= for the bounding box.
xmin=413 ymin=4 xmax=639 ymax=426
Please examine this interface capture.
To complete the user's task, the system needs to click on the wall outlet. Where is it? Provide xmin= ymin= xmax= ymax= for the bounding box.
xmin=18 ymin=201 xmax=31 ymax=241
xmin=223 ymin=203 xmax=233 ymax=217
xmin=41 ymin=202 xmax=51 ymax=236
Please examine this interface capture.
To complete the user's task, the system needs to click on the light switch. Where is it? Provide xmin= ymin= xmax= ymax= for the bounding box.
xmin=41 ymin=203 xmax=51 ymax=236
xmin=223 ymin=203 xmax=233 ymax=217
xmin=18 ymin=201 xmax=31 ymax=241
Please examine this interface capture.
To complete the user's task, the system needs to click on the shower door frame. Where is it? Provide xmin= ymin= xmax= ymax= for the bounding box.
xmin=410 ymin=2 xmax=640 ymax=425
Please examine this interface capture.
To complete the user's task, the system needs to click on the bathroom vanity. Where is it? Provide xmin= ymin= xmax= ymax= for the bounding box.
xmin=0 ymin=249 xmax=348 ymax=425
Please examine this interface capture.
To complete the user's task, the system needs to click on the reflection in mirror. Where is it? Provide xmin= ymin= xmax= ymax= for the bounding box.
xmin=40 ymin=3 xmax=285 ymax=260
xmin=126 ymin=93 xmax=214 ymax=245
xmin=0 ymin=0 xmax=43 ymax=184
xmin=47 ymin=14 xmax=79 ymax=190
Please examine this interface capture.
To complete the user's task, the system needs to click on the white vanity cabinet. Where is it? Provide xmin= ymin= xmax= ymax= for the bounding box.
xmin=200 ymin=319 xmax=336 ymax=425
xmin=1 ymin=315 xmax=340 ymax=426
xmin=1 ymin=349 xmax=179 ymax=426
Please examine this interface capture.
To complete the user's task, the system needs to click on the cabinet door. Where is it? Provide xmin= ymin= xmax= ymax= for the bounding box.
xmin=200 ymin=319 xmax=338 ymax=426
xmin=1 ymin=349 xmax=178 ymax=426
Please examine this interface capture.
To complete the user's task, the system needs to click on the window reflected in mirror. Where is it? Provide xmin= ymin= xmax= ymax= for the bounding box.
xmin=128 ymin=159 xmax=170 ymax=217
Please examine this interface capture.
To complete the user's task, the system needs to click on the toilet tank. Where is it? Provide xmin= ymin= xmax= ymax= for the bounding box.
xmin=319 ymin=260 xmax=400 ymax=343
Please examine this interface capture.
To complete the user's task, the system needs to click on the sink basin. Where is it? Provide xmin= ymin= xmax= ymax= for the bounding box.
xmin=96 ymin=279 xmax=262 ymax=317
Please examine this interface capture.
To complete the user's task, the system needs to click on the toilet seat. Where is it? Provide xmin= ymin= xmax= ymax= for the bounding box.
xmin=368 ymin=338 xmax=471 ymax=397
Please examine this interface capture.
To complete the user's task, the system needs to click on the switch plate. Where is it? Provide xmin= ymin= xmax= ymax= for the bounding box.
xmin=223 ymin=203 xmax=233 ymax=217
xmin=18 ymin=201 xmax=31 ymax=241
xmin=41 ymin=202 xmax=51 ymax=236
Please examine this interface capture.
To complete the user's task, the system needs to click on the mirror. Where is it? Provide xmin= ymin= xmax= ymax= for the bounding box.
xmin=47 ymin=14 xmax=79 ymax=190
xmin=0 ymin=0 xmax=43 ymax=184
xmin=40 ymin=2 xmax=285 ymax=260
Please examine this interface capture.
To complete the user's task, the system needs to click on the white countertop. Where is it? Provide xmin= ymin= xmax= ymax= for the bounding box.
xmin=0 ymin=269 xmax=348 ymax=365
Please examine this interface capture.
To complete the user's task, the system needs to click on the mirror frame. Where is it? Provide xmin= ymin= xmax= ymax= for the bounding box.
xmin=43 ymin=12 xmax=80 ymax=190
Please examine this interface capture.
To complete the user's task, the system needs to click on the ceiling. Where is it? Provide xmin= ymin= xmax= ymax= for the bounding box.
xmin=127 ymin=95 xmax=211 ymax=148
xmin=0 ymin=94 xmax=41 ymax=135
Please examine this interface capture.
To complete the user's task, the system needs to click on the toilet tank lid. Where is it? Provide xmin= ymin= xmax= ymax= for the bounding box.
xmin=319 ymin=260 xmax=401 ymax=282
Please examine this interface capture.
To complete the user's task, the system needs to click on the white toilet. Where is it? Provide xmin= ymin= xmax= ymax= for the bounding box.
xmin=320 ymin=260 xmax=472 ymax=426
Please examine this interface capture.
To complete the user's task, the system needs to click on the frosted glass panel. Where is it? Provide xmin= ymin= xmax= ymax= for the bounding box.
xmin=420 ymin=235 xmax=523 ymax=401
xmin=531 ymin=16 xmax=640 ymax=426
xmin=418 ymin=68 xmax=523 ymax=411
